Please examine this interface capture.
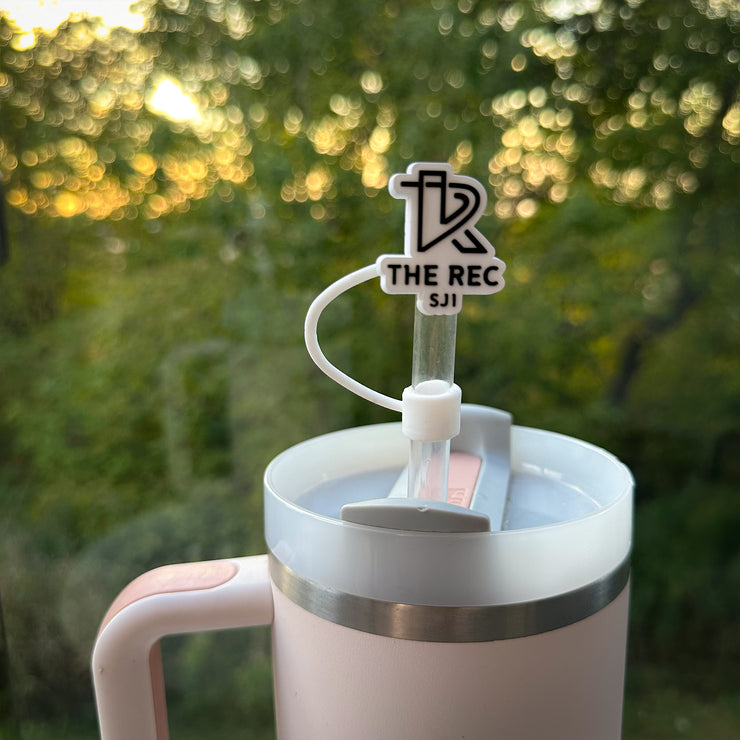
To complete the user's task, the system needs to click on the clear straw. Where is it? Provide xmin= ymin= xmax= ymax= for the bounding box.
xmin=407 ymin=307 xmax=457 ymax=500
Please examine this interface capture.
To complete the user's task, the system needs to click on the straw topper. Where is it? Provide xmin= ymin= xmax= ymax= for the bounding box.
xmin=378 ymin=162 xmax=506 ymax=315
xmin=304 ymin=162 xmax=507 ymax=418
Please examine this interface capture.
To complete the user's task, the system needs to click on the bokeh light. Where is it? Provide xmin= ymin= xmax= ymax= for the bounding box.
xmin=0 ymin=0 xmax=145 ymax=46
xmin=147 ymin=78 xmax=202 ymax=123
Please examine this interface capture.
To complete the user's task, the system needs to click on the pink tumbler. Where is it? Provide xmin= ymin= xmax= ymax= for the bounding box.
xmin=92 ymin=404 xmax=632 ymax=740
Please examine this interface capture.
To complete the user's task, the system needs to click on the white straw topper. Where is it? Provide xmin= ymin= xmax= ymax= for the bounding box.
xmin=304 ymin=162 xmax=506 ymax=500
xmin=378 ymin=162 xmax=505 ymax=316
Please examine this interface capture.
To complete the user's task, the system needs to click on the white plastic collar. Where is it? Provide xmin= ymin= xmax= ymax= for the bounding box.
xmin=402 ymin=380 xmax=461 ymax=441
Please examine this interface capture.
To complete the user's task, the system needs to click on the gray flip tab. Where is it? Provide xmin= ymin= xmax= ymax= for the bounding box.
xmin=341 ymin=497 xmax=491 ymax=533
xmin=385 ymin=405 xmax=512 ymax=529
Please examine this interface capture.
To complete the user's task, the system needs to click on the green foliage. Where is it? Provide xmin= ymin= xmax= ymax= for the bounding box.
xmin=631 ymin=480 xmax=740 ymax=671
xmin=623 ymin=672 xmax=740 ymax=740
xmin=164 ymin=628 xmax=274 ymax=735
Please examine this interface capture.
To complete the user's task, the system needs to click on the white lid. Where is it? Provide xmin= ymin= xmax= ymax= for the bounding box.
xmin=264 ymin=405 xmax=633 ymax=607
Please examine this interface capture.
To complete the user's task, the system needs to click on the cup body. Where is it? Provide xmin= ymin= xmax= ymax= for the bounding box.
xmin=263 ymin=408 xmax=633 ymax=740
xmin=270 ymin=582 xmax=629 ymax=740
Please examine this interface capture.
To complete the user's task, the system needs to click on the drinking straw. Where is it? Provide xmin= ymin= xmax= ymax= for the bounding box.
xmin=407 ymin=308 xmax=457 ymax=500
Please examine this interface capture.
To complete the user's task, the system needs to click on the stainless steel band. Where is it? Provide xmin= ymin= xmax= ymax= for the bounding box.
xmin=269 ymin=554 xmax=631 ymax=643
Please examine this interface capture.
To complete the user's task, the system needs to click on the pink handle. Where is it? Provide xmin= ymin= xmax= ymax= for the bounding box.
xmin=92 ymin=555 xmax=273 ymax=740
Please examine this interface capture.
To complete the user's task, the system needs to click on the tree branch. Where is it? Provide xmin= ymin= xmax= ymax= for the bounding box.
xmin=609 ymin=278 xmax=699 ymax=407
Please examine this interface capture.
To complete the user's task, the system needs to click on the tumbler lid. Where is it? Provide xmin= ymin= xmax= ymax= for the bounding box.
xmin=264 ymin=405 xmax=633 ymax=607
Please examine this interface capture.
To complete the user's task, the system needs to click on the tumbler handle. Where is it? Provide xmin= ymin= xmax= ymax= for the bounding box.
xmin=92 ymin=555 xmax=273 ymax=740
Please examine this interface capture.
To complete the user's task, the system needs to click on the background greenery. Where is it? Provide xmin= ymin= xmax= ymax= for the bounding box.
xmin=0 ymin=0 xmax=738 ymax=737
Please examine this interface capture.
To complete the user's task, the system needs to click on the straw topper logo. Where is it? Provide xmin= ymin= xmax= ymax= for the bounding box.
xmin=377 ymin=163 xmax=505 ymax=315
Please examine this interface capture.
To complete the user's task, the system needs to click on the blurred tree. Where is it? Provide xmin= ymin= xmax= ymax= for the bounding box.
xmin=2 ymin=2 xmax=736 ymax=225
xmin=0 ymin=589 xmax=19 ymax=740
xmin=1 ymin=0 xmax=736 ymax=373
xmin=0 ymin=178 xmax=8 ymax=265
